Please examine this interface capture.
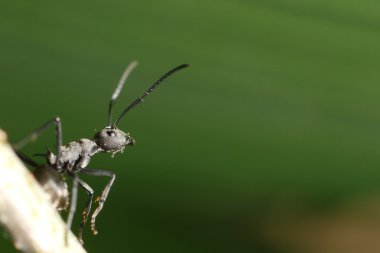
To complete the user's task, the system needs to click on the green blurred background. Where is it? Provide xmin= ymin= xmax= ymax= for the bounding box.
xmin=1 ymin=0 xmax=380 ymax=252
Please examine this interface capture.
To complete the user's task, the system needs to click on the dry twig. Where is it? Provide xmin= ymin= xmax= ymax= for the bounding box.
xmin=0 ymin=129 xmax=86 ymax=253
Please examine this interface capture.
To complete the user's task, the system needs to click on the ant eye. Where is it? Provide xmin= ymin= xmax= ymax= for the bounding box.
xmin=107 ymin=131 xmax=116 ymax=137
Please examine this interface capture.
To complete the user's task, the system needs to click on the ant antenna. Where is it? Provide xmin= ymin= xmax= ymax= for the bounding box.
xmin=108 ymin=61 xmax=138 ymax=126
xmin=113 ymin=64 xmax=189 ymax=126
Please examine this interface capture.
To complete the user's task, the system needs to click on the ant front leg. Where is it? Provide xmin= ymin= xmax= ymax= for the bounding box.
xmin=81 ymin=168 xmax=116 ymax=235
xmin=13 ymin=117 xmax=63 ymax=164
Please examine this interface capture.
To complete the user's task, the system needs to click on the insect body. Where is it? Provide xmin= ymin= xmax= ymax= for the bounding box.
xmin=13 ymin=62 xmax=189 ymax=244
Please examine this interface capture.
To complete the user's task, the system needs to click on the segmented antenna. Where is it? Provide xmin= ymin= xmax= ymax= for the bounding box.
xmin=114 ymin=64 xmax=189 ymax=126
xmin=108 ymin=61 xmax=138 ymax=126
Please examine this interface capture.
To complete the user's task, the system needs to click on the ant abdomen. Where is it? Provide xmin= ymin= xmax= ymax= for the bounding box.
xmin=33 ymin=165 xmax=69 ymax=211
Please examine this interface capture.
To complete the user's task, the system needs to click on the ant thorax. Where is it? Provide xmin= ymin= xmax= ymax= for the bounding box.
xmin=47 ymin=139 xmax=102 ymax=172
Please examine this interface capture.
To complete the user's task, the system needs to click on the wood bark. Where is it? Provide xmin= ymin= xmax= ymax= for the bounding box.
xmin=0 ymin=129 xmax=86 ymax=253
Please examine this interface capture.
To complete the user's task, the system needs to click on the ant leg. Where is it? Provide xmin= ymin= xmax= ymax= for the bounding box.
xmin=81 ymin=168 xmax=116 ymax=235
xmin=66 ymin=173 xmax=79 ymax=237
xmin=14 ymin=150 xmax=39 ymax=167
xmin=76 ymin=178 xmax=94 ymax=245
xmin=13 ymin=117 xmax=62 ymax=165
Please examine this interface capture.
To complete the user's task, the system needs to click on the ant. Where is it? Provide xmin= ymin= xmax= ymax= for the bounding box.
xmin=13 ymin=61 xmax=189 ymax=244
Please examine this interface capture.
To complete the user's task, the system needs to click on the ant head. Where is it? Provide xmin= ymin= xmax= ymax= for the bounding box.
xmin=94 ymin=126 xmax=135 ymax=153
xmin=102 ymin=61 xmax=189 ymax=153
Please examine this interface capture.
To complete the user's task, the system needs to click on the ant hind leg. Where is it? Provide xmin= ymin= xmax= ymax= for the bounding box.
xmin=12 ymin=117 xmax=62 ymax=164
xmin=66 ymin=172 xmax=79 ymax=244
xmin=14 ymin=150 xmax=39 ymax=168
